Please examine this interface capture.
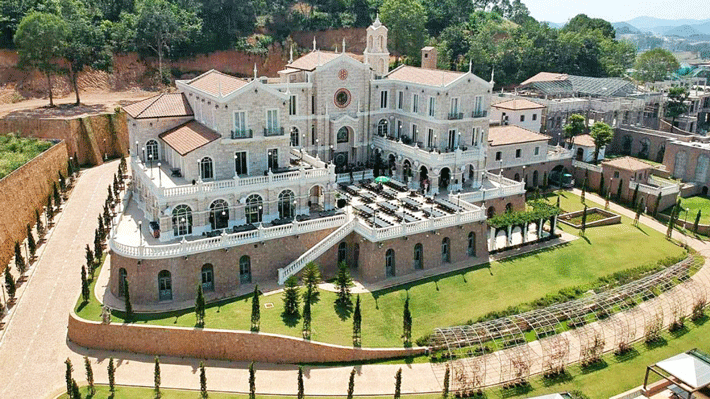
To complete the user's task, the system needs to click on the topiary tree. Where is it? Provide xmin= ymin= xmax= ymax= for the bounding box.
xmin=694 ymin=210 xmax=702 ymax=234
xmin=199 ymin=361 xmax=207 ymax=399
xmin=394 ymin=368 xmax=402 ymax=399
xmin=653 ymin=192 xmax=662 ymax=217
xmin=634 ymin=199 xmax=643 ymax=227
xmin=94 ymin=229 xmax=103 ymax=261
xmin=251 ymin=285 xmax=260 ymax=332
xmin=154 ymin=356 xmax=161 ymax=399
xmin=84 ymin=356 xmax=95 ymax=397
xmin=599 ymin=174 xmax=605 ymax=197
xmin=14 ymin=241 xmax=26 ymax=274
xmin=580 ymin=177 xmax=587 ymax=203
xmin=65 ymin=358 xmax=73 ymax=398
xmin=27 ymin=224 xmax=36 ymax=258
xmin=667 ymin=198 xmax=681 ymax=239
xmin=124 ymin=279 xmax=133 ymax=319
xmin=46 ymin=195 xmax=54 ymax=222
xmin=616 ymin=178 xmax=623 ymax=202
xmin=631 ymin=182 xmax=639 ymax=208
xmin=302 ymin=287 xmax=312 ymax=340
xmin=335 ymin=261 xmax=353 ymax=308
xmin=347 ymin=367 xmax=356 ymax=399
xmin=53 ymin=182 xmax=61 ymax=207
xmin=402 ymin=295 xmax=412 ymax=346
xmin=297 ymin=366 xmax=304 ymax=399
xmin=36 ymin=209 xmax=44 ymax=238
xmin=353 ymin=294 xmax=362 ymax=346
xmin=85 ymin=244 xmax=94 ymax=274
xmin=195 ymin=284 xmax=206 ymax=327
xmin=59 ymin=171 xmax=66 ymax=192
xmin=282 ymin=275 xmax=300 ymax=318
xmin=5 ymin=268 xmax=16 ymax=299
xmin=81 ymin=265 xmax=90 ymax=303
xmin=107 ymin=357 xmax=115 ymax=394
xmin=249 ymin=362 xmax=256 ymax=399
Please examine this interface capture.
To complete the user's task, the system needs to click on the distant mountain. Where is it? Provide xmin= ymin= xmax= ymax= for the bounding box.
xmin=695 ymin=21 xmax=710 ymax=35
xmin=542 ymin=21 xmax=564 ymax=29
xmin=665 ymin=24 xmax=702 ymax=37
xmin=624 ymin=16 xmax=710 ymax=32
xmin=612 ymin=22 xmax=641 ymax=34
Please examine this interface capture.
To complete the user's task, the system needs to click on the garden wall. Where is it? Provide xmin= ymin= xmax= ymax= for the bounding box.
xmin=656 ymin=213 xmax=710 ymax=236
xmin=558 ymin=207 xmax=621 ymax=228
xmin=67 ymin=311 xmax=424 ymax=364
xmin=0 ymin=112 xmax=127 ymax=166
xmin=0 ymin=141 xmax=68 ymax=269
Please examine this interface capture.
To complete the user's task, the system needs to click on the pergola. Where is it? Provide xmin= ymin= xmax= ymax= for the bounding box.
xmin=430 ymin=258 xmax=709 ymax=392
xmin=644 ymin=349 xmax=710 ymax=399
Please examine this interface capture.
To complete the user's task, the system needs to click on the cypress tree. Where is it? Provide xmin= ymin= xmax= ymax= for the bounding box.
xmin=353 ymin=294 xmax=362 ymax=346
xmin=107 ymin=185 xmax=114 ymax=204
xmin=36 ymin=209 xmax=44 ymax=238
xmin=67 ymin=158 xmax=74 ymax=177
xmin=27 ymin=224 xmax=36 ymax=258
xmin=302 ymin=288 xmax=311 ymax=339
xmin=282 ymin=276 xmax=300 ymax=317
xmin=634 ymin=199 xmax=643 ymax=226
xmin=14 ymin=241 xmax=26 ymax=274
xmin=616 ymin=178 xmax=624 ymax=202
xmin=5 ymin=268 xmax=16 ymax=299
xmin=581 ymin=205 xmax=588 ymax=235
xmin=394 ymin=368 xmax=402 ymax=399
xmin=542 ymin=172 xmax=548 ymax=189
xmin=154 ymin=356 xmax=161 ymax=399
xmin=297 ymin=366 xmax=305 ymax=399
xmin=195 ymin=284 xmax=206 ymax=327
xmin=85 ymin=245 xmax=95 ymax=273
xmin=667 ymin=198 xmax=681 ymax=239
xmin=199 ymin=361 xmax=208 ymax=399
xmin=251 ymin=285 xmax=260 ymax=332
xmin=81 ymin=265 xmax=90 ymax=303
xmin=59 ymin=171 xmax=66 ymax=192
xmin=694 ymin=210 xmax=702 ymax=234
xmin=53 ymin=182 xmax=61 ymax=206
xmin=94 ymin=230 xmax=103 ymax=261
xmin=556 ymin=195 xmax=561 ymax=209
xmin=599 ymin=174 xmax=605 ymax=197
xmin=302 ymin=262 xmax=322 ymax=296
xmin=249 ymin=362 xmax=256 ymax=399
xmin=402 ymin=295 xmax=412 ymax=345
xmin=443 ymin=364 xmax=450 ymax=398
xmin=124 ymin=279 xmax=133 ymax=319
xmin=65 ymin=358 xmax=73 ymax=398
xmin=335 ymin=262 xmax=353 ymax=307
xmin=580 ymin=177 xmax=587 ymax=203
xmin=654 ymin=192 xmax=662 ymax=217
xmin=631 ymin=183 xmax=639 ymax=207
xmin=46 ymin=195 xmax=53 ymax=221
xmin=98 ymin=216 xmax=105 ymax=241
xmin=84 ymin=356 xmax=95 ymax=397
xmin=107 ymin=357 xmax=116 ymax=396
xmin=347 ymin=368 xmax=356 ymax=399
xmin=113 ymin=174 xmax=119 ymax=195
xmin=71 ymin=378 xmax=80 ymax=399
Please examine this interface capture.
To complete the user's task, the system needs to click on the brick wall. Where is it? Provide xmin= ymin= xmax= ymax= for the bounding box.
xmin=0 ymin=141 xmax=68 ymax=269
xmin=68 ymin=311 xmax=424 ymax=364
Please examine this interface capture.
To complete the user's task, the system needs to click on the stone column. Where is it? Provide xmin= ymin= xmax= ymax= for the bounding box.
xmin=489 ymin=227 xmax=496 ymax=251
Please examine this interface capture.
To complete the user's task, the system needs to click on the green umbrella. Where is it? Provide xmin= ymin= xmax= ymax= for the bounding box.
xmin=374 ymin=176 xmax=390 ymax=183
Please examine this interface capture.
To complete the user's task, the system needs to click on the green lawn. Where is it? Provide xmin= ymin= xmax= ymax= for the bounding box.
xmin=661 ymin=196 xmax=710 ymax=224
xmin=62 ymin=316 xmax=710 ymax=399
xmin=78 ymin=192 xmax=686 ymax=348
xmin=0 ymin=133 xmax=53 ymax=178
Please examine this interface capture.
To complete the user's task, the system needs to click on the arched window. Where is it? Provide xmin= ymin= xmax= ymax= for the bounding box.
xmin=514 ymin=173 xmax=521 ymax=182
xmin=368 ymin=36 xmax=373 ymax=51
xmin=674 ymin=151 xmax=688 ymax=179
xmin=278 ymin=190 xmax=295 ymax=219
xmin=487 ymin=206 xmax=495 ymax=218
xmin=385 ymin=249 xmax=395 ymax=278
xmin=377 ymin=36 xmax=383 ymax=51
xmin=468 ymin=233 xmax=476 ymax=257
xmin=158 ymin=270 xmax=172 ymax=301
xmin=245 ymin=194 xmax=263 ymax=224
xmin=639 ymin=138 xmax=651 ymax=159
xmin=695 ymin=154 xmax=709 ymax=183
xmin=239 ymin=256 xmax=251 ymax=284
xmin=172 ymin=204 xmax=192 ymax=236
xmin=146 ymin=140 xmax=159 ymax=162
xmin=377 ymin=119 xmax=389 ymax=137
xmin=200 ymin=157 xmax=214 ymax=180
xmin=532 ymin=170 xmax=539 ymax=187
xmin=622 ymin=135 xmax=633 ymax=155
xmin=201 ymin=264 xmax=214 ymax=291
xmin=209 ymin=199 xmax=229 ymax=230
xmin=441 ymin=238 xmax=450 ymax=263
xmin=413 ymin=243 xmax=423 ymax=270
xmin=290 ymin=127 xmax=300 ymax=147
xmin=118 ymin=268 xmax=127 ymax=297
xmin=337 ymin=127 xmax=349 ymax=143
xmin=338 ymin=242 xmax=347 ymax=264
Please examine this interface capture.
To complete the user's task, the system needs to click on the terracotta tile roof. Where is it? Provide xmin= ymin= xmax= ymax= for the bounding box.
xmin=572 ymin=134 xmax=596 ymax=147
xmin=158 ymin=121 xmax=221 ymax=156
xmin=488 ymin=125 xmax=549 ymax=146
xmin=386 ymin=65 xmax=465 ymax=87
xmin=602 ymin=156 xmax=653 ymax=171
xmin=185 ymin=70 xmax=248 ymax=97
xmin=520 ymin=72 xmax=568 ymax=86
xmin=287 ymin=51 xmax=363 ymax=71
xmin=123 ymin=93 xmax=193 ymax=119
xmin=492 ymin=98 xmax=545 ymax=111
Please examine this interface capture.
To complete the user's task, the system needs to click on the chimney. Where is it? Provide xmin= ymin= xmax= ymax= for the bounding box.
xmin=421 ymin=46 xmax=437 ymax=70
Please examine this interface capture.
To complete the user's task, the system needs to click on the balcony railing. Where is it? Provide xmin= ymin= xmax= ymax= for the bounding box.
xmin=372 ymin=135 xmax=484 ymax=167
xmin=472 ymin=110 xmax=488 ymax=118
xmin=264 ymin=127 xmax=285 ymax=136
xmin=231 ymin=129 xmax=253 ymax=139
xmin=448 ymin=112 xmax=464 ymax=120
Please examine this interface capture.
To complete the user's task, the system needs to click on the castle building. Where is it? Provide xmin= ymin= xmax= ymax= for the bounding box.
xmin=112 ymin=19 xmax=539 ymax=306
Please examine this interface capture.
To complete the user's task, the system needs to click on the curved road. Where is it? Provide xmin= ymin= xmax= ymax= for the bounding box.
xmin=0 ymin=163 xmax=708 ymax=399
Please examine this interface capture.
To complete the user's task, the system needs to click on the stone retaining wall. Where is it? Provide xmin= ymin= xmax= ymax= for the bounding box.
xmin=67 ymin=311 xmax=424 ymax=364
xmin=0 ymin=141 xmax=68 ymax=268
xmin=656 ymin=213 xmax=710 ymax=236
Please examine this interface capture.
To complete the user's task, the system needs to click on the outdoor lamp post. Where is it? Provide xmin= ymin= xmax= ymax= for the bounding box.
xmin=135 ymin=140 xmax=139 ymax=158
xmin=148 ymin=154 xmax=153 ymax=179
xmin=141 ymin=147 xmax=145 ymax=164
xmin=180 ymin=217 xmax=185 ymax=235
xmin=103 ymin=138 xmax=107 ymax=161
xmin=685 ymin=208 xmax=690 ymax=230
xmin=138 ymin=221 xmax=143 ymax=246
xmin=315 ymin=138 xmax=319 ymax=157
xmin=157 ymin=162 xmax=162 ymax=187
xmin=433 ymin=135 xmax=437 ymax=150
xmin=522 ymin=165 xmax=527 ymax=188
xmin=293 ymin=200 xmax=298 ymax=218
xmin=268 ymin=151 xmax=272 ymax=172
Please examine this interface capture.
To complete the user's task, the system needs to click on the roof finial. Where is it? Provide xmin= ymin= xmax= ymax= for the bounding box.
xmin=342 ymin=38 xmax=346 ymax=53
xmin=335 ymin=44 xmax=338 ymax=53
xmin=289 ymin=44 xmax=293 ymax=64
xmin=253 ymin=63 xmax=257 ymax=80
xmin=373 ymin=13 xmax=381 ymax=27
xmin=313 ymin=36 xmax=317 ymax=52
xmin=490 ymin=67 xmax=495 ymax=85
xmin=469 ymin=59 xmax=472 ymax=73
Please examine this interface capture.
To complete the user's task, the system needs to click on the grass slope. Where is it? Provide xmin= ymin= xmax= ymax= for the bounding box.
xmin=0 ymin=133 xmax=53 ymax=179
xmin=662 ymin=196 xmax=710 ymax=224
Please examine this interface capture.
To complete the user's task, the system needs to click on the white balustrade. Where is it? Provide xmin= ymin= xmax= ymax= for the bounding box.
xmin=572 ymin=160 xmax=603 ymax=173
xmin=372 ymin=135 xmax=484 ymax=167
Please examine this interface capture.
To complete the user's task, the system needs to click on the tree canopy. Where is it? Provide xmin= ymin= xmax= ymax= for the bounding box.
xmin=633 ymin=48 xmax=679 ymax=83
xmin=589 ymin=122 xmax=614 ymax=164
xmin=380 ymin=0 xmax=427 ymax=61
xmin=666 ymin=86 xmax=689 ymax=126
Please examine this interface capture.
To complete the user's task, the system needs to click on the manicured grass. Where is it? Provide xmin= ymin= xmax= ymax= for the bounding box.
xmin=63 ymin=316 xmax=710 ymax=399
xmin=0 ymin=133 xmax=53 ymax=178
xmin=661 ymin=195 xmax=710 ymax=224
xmin=563 ymin=211 xmax=608 ymax=226
xmin=78 ymin=192 xmax=686 ymax=348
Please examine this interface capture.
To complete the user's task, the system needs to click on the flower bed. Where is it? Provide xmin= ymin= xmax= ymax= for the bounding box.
xmin=558 ymin=207 xmax=620 ymax=229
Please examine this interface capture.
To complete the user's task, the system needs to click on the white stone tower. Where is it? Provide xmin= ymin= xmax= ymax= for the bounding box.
xmin=364 ymin=14 xmax=390 ymax=76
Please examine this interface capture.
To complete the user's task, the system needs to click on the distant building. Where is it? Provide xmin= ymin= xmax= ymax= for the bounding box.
xmin=490 ymin=98 xmax=545 ymax=132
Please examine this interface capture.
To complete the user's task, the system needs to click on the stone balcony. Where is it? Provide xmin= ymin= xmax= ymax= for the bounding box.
xmin=453 ymin=172 xmax=526 ymax=203
xmin=372 ymin=135 xmax=485 ymax=168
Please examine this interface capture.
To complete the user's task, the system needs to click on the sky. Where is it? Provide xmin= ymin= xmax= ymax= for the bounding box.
xmin=523 ymin=0 xmax=710 ymax=24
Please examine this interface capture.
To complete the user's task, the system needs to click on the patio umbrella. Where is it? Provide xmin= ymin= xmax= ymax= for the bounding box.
xmin=374 ymin=176 xmax=390 ymax=183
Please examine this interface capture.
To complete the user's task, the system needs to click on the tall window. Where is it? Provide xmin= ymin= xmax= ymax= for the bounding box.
xmin=534 ymin=146 xmax=540 ymax=156
xmin=201 ymin=264 xmax=214 ymax=291
xmin=397 ymin=120 xmax=403 ymax=139
xmin=471 ymin=127 xmax=479 ymax=146
xmin=311 ymin=124 xmax=316 ymax=145
xmin=172 ymin=204 xmax=192 ymax=236
xmin=397 ymin=91 xmax=403 ymax=109
xmin=278 ymin=190 xmax=295 ymax=219
xmin=468 ymin=233 xmax=476 ymax=257
xmin=385 ymin=249 xmax=395 ymax=278
xmin=377 ymin=119 xmax=389 ymax=136
xmin=520 ymin=115 xmax=525 ymax=122
xmin=516 ymin=149 xmax=522 ymax=158
xmin=268 ymin=149 xmax=278 ymax=170
xmin=414 ymin=244 xmax=423 ymax=270
xmin=245 ymin=194 xmax=263 ymax=224
xmin=118 ymin=268 xmax=127 ymax=297
xmin=200 ymin=157 xmax=214 ymax=180
xmin=338 ymin=242 xmax=347 ymax=264
xmin=380 ymin=90 xmax=388 ymax=109
xmin=428 ymin=129 xmax=434 ymax=148
xmin=158 ymin=270 xmax=172 ymax=301
xmin=311 ymin=95 xmax=315 ymax=114
xmin=450 ymin=98 xmax=459 ymax=114
xmin=239 ymin=256 xmax=251 ymax=284
xmin=448 ymin=129 xmax=456 ymax=150
xmin=234 ymin=111 xmax=247 ymax=135
xmin=266 ymin=109 xmax=279 ymax=133
xmin=412 ymin=124 xmax=418 ymax=143
xmin=209 ymin=199 xmax=229 ymax=230
xmin=290 ymin=127 xmax=300 ymax=147
xmin=429 ymin=97 xmax=435 ymax=117
xmin=412 ymin=94 xmax=419 ymax=113
xmin=289 ymin=95 xmax=297 ymax=115
xmin=441 ymin=237 xmax=450 ymax=263
xmin=234 ymin=151 xmax=247 ymax=175
xmin=474 ymin=96 xmax=483 ymax=116
xmin=495 ymin=151 xmax=502 ymax=161
xmin=337 ymin=127 xmax=349 ymax=143
xmin=146 ymin=140 xmax=159 ymax=162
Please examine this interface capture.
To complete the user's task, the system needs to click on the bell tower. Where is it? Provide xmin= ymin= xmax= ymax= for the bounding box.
xmin=364 ymin=14 xmax=389 ymax=76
